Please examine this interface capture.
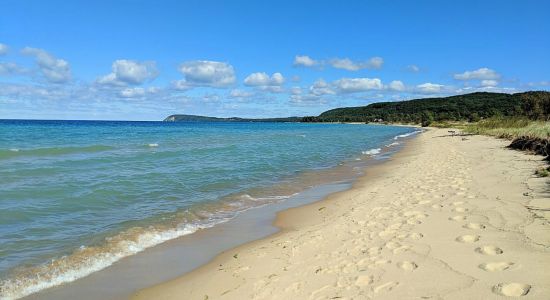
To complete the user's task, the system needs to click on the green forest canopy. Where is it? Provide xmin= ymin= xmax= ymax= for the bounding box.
xmin=303 ymin=91 xmax=550 ymax=124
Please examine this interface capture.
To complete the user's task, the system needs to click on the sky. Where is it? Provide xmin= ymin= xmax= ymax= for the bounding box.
xmin=0 ymin=0 xmax=549 ymax=121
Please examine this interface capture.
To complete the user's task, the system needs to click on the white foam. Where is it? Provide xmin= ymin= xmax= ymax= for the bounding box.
xmin=393 ymin=130 xmax=421 ymax=140
xmin=385 ymin=142 xmax=399 ymax=147
xmin=362 ymin=148 xmax=382 ymax=156
xmin=8 ymin=148 xmax=19 ymax=152
xmin=147 ymin=143 xmax=159 ymax=147
xmin=0 ymin=189 xmax=303 ymax=299
xmin=0 ymin=222 xmax=216 ymax=300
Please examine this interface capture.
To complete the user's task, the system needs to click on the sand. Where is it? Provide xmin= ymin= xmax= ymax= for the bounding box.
xmin=133 ymin=128 xmax=550 ymax=299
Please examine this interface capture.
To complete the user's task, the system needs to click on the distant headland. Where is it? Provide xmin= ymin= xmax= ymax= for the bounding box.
xmin=164 ymin=91 xmax=550 ymax=125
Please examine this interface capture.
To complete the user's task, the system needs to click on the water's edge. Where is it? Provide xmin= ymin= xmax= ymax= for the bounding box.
xmin=21 ymin=128 xmax=420 ymax=300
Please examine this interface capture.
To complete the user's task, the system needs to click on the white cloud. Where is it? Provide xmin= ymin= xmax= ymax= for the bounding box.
xmin=119 ymin=87 xmax=146 ymax=98
xmin=310 ymin=79 xmax=335 ymax=96
xmin=117 ymin=87 xmax=160 ymax=99
xmin=290 ymin=87 xmax=302 ymax=95
xmin=21 ymin=47 xmax=71 ymax=83
xmin=294 ymin=55 xmax=383 ymax=71
xmin=293 ymin=55 xmax=318 ymax=67
xmin=407 ymin=65 xmax=420 ymax=72
xmin=202 ymin=93 xmax=221 ymax=103
xmin=0 ymin=43 xmax=8 ymax=55
xmin=388 ymin=80 xmax=405 ymax=91
xmin=229 ymin=89 xmax=253 ymax=98
xmin=0 ymin=62 xmax=26 ymax=76
xmin=480 ymin=79 xmax=498 ymax=87
xmin=416 ymin=82 xmax=444 ymax=93
xmin=454 ymin=68 xmax=500 ymax=80
xmin=527 ymin=81 xmax=550 ymax=87
xmin=329 ymin=57 xmax=383 ymax=71
xmin=172 ymin=79 xmax=192 ymax=91
xmin=290 ymin=93 xmax=327 ymax=106
xmin=244 ymin=72 xmax=285 ymax=86
xmin=175 ymin=60 xmax=236 ymax=89
xmin=97 ymin=60 xmax=158 ymax=86
xmin=333 ymin=77 xmax=383 ymax=93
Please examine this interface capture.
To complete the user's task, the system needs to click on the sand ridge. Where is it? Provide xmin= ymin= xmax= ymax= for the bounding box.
xmin=133 ymin=128 xmax=550 ymax=299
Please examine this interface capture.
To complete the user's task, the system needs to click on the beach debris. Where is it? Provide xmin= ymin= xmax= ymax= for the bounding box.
xmin=233 ymin=253 xmax=238 ymax=259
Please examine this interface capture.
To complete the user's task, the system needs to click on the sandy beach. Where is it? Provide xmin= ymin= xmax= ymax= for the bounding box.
xmin=133 ymin=128 xmax=550 ymax=300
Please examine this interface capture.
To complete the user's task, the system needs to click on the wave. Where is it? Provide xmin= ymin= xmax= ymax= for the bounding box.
xmin=393 ymin=130 xmax=422 ymax=140
xmin=0 ymin=192 xmax=294 ymax=300
xmin=362 ymin=148 xmax=381 ymax=156
xmin=0 ymin=222 xmax=206 ymax=300
xmin=0 ymin=145 xmax=115 ymax=160
xmin=385 ymin=141 xmax=400 ymax=147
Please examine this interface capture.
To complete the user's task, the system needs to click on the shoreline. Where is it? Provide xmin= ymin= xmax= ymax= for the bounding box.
xmin=15 ymin=126 xmax=419 ymax=300
xmin=133 ymin=128 xmax=550 ymax=299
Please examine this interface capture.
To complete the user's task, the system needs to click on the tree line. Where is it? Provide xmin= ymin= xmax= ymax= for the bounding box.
xmin=301 ymin=91 xmax=550 ymax=125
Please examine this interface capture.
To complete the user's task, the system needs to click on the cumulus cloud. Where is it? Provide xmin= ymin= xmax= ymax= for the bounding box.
xmin=329 ymin=57 xmax=383 ymax=71
xmin=309 ymin=79 xmax=335 ymax=96
xmin=244 ymin=72 xmax=284 ymax=86
xmin=416 ymin=82 xmax=444 ymax=93
xmin=480 ymin=79 xmax=498 ymax=87
xmin=0 ymin=43 xmax=8 ymax=55
xmin=333 ymin=77 xmax=383 ymax=93
xmin=174 ymin=60 xmax=236 ymax=90
xmin=97 ymin=60 xmax=158 ymax=86
xmin=387 ymin=80 xmax=405 ymax=91
xmin=21 ymin=47 xmax=71 ymax=83
xmin=454 ymin=68 xmax=500 ymax=80
xmin=293 ymin=55 xmax=318 ymax=67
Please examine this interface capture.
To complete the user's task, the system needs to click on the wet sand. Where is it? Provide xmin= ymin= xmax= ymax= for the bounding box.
xmin=133 ymin=128 xmax=550 ymax=299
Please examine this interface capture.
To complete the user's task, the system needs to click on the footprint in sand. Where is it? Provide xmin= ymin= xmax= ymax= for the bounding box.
xmin=479 ymin=262 xmax=515 ymax=272
xmin=463 ymin=223 xmax=486 ymax=230
xmin=454 ymin=207 xmax=469 ymax=213
xmin=492 ymin=283 xmax=531 ymax=297
xmin=407 ymin=219 xmax=423 ymax=225
xmin=475 ymin=245 xmax=503 ymax=255
xmin=396 ymin=261 xmax=418 ymax=271
xmin=355 ymin=275 xmax=373 ymax=286
xmin=374 ymin=281 xmax=399 ymax=293
xmin=408 ymin=232 xmax=424 ymax=240
xmin=449 ymin=215 xmax=467 ymax=221
xmin=455 ymin=235 xmax=480 ymax=243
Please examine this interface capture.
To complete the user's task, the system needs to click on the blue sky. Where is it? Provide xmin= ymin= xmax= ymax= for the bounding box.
xmin=1 ymin=0 xmax=549 ymax=120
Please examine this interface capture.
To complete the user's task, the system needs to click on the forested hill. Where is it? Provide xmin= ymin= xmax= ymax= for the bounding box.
xmin=164 ymin=114 xmax=301 ymax=122
xmin=303 ymin=91 xmax=550 ymax=124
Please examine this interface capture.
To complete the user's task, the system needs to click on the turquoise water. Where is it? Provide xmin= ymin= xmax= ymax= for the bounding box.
xmin=0 ymin=120 xmax=417 ymax=299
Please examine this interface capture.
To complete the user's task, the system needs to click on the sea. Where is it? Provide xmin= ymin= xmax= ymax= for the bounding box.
xmin=0 ymin=120 xmax=419 ymax=299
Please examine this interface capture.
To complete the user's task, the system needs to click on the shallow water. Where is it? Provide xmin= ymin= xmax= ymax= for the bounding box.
xmin=0 ymin=120 xmax=417 ymax=299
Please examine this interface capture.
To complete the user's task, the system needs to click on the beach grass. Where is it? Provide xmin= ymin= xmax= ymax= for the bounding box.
xmin=463 ymin=117 xmax=550 ymax=140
